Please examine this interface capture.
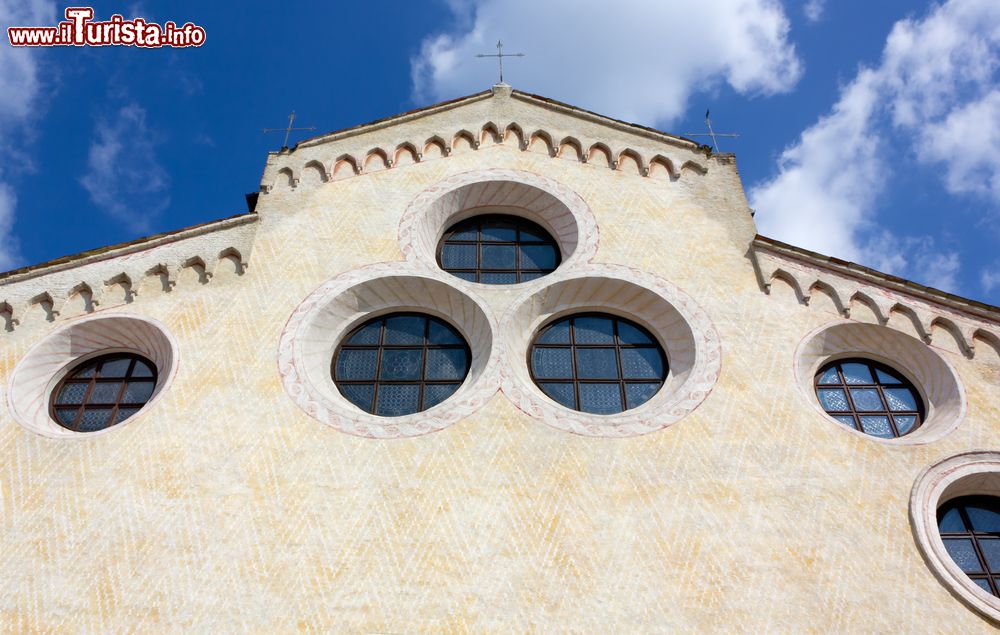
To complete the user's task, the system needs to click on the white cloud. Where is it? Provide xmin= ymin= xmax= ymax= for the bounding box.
xmin=411 ymin=0 xmax=802 ymax=125
xmin=804 ymin=0 xmax=825 ymax=24
xmin=983 ymin=265 xmax=1000 ymax=294
xmin=0 ymin=0 xmax=57 ymax=271
xmin=751 ymin=0 xmax=1000 ymax=292
xmin=80 ymin=104 xmax=170 ymax=232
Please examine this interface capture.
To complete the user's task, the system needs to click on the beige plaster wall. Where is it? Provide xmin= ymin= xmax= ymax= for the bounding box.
xmin=0 ymin=91 xmax=998 ymax=632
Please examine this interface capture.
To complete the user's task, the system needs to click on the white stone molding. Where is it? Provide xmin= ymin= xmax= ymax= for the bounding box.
xmin=752 ymin=237 xmax=1000 ymax=364
xmin=0 ymin=214 xmax=257 ymax=332
xmin=7 ymin=313 xmax=179 ymax=439
xmin=911 ymin=451 xmax=1000 ymax=623
xmin=261 ymin=120 xmax=708 ymax=193
xmin=277 ymin=263 xmax=502 ymax=439
xmin=793 ymin=320 xmax=966 ymax=445
xmin=499 ymin=265 xmax=722 ymax=437
xmin=397 ymin=168 xmax=599 ymax=283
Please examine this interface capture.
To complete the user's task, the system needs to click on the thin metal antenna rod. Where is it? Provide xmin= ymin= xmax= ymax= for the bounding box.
xmin=475 ymin=40 xmax=525 ymax=84
xmin=686 ymin=110 xmax=739 ymax=152
xmin=263 ymin=111 xmax=317 ymax=149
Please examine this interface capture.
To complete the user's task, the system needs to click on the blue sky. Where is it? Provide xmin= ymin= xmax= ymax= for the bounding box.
xmin=2 ymin=0 xmax=999 ymax=305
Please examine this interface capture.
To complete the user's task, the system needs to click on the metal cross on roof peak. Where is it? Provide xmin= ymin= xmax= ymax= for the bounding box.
xmin=475 ymin=40 xmax=525 ymax=84
xmin=686 ymin=109 xmax=739 ymax=153
xmin=262 ymin=111 xmax=316 ymax=150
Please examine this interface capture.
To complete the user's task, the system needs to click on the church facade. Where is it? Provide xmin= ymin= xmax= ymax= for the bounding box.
xmin=2 ymin=84 xmax=1000 ymax=631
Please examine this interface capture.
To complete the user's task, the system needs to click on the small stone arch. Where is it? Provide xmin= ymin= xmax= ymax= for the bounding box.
xmin=0 ymin=301 xmax=17 ymax=332
xmin=808 ymin=281 xmax=846 ymax=316
xmin=451 ymin=130 xmax=477 ymax=154
xmin=769 ymin=270 xmax=807 ymax=305
xmin=332 ymin=154 xmax=360 ymax=180
xmin=887 ymin=304 xmax=928 ymax=342
xmin=363 ymin=148 xmax=390 ymax=172
xmin=681 ymin=160 xmax=708 ymax=176
xmin=393 ymin=142 xmax=420 ymax=167
xmin=503 ymin=123 xmax=525 ymax=149
xmin=104 ymin=273 xmax=135 ymax=304
xmin=557 ymin=137 xmax=584 ymax=162
xmin=480 ymin=122 xmax=501 ymax=147
xmin=275 ymin=167 xmax=295 ymax=189
xmin=180 ymin=256 xmax=210 ymax=285
xmin=973 ymin=329 xmax=1000 ymax=365
xmin=617 ymin=149 xmax=645 ymax=175
xmin=63 ymin=282 xmax=96 ymax=316
xmin=216 ymin=248 xmax=246 ymax=277
xmin=930 ymin=316 xmax=971 ymax=357
xmin=423 ymin=136 xmax=448 ymax=159
xmin=648 ymin=155 xmax=678 ymax=180
xmin=848 ymin=292 xmax=884 ymax=324
xmin=301 ymin=160 xmax=328 ymax=186
xmin=587 ymin=143 xmax=614 ymax=168
xmin=527 ymin=130 xmax=555 ymax=156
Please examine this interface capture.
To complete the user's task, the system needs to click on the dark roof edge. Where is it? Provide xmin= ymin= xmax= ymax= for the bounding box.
xmin=510 ymin=90 xmax=706 ymax=152
xmin=753 ymin=234 xmax=1000 ymax=323
xmin=288 ymin=90 xmax=494 ymax=152
xmin=0 ymin=212 xmax=258 ymax=286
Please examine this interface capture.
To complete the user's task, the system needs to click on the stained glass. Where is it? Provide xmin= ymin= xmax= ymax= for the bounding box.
xmin=616 ymin=321 xmax=654 ymax=345
xmin=521 ymin=245 xmax=558 ymax=270
xmin=423 ymin=383 xmax=461 ymax=409
xmin=579 ymin=383 xmax=623 ymax=415
xmin=620 ymin=348 xmax=663 ymax=379
xmin=55 ymin=382 xmax=89 ymax=405
xmin=440 ymin=244 xmax=477 ymax=269
xmin=88 ymin=382 xmax=122 ymax=404
xmin=817 ymin=366 xmax=841 ymax=385
xmin=114 ymin=407 xmax=141 ymax=424
xmin=131 ymin=360 xmax=155 ymax=378
xmin=438 ymin=214 xmax=561 ymax=285
xmin=480 ymin=223 xmax=517 ymax=241
xmin=977 ymin=538 xmax=1000 ymax=571
xmin=379 ymin=349 xmax=424 ymax=381
xmin=375 ymin=384 xmax=420 ymax=417
xmin=625 ymin=383 xmax=660 ymax=409
xmin=427 ymin=320 xmax=464 ymax=345
xmin=893 ymin=415 xmax=917 ymax=435
xmin=575 ymin=348 xmax=619 ymax=379
xmin=50 ymin=353 xmax=158 ymax=433
xmin=859 ymin=416 xmax=892 ymax=438
xmin=875 ymin=367 xmax=903 ymax=384
xmin=817 ymin=388 xmax=848 ymax=411
xmin=572 ymin=316 xmax=614 ymax=344
xmin=968 ymin=504 xmax=1000 ymax=533
xmin=840 ymin=362 xmax=873 ymax=384
xmin=340 ymin=383 xmax=374 ymax=411
xmin=832 ymin=415 xmax=856 ymax=428
xmin=480 ymin=272 xmax=518 ymax=284
xmin=943 ymin=538 xmax=984 ymax=573
xmin=938 ymin=507 xmax=967 ymax=532
xmin=345 ymin=321 xmax=381 ymax=345
xmin=849 ymin=388 xmax=883 ymax=411
xmin=536 ymin=321 xmax=571 ymax=344
xmin=383 ymin=316 xmax=425 ymax=345
xmin=335 ymin=349 xmax=378 ymax=381
xmin=884 ymin=388 xmax=918 ymax=412
xmin=481 ymin=245 xmax=517 ymax=269
xmin=532 ymin=348 xmax=574 ymax=379
xmin=100 ymin=358 xmax=131 ymax=378
xmin=539 ymin=383 xmax=576 ymax=409
xmin=122 ymin=382 xmax=155 ymax=404
xmin=77 ymin=408 xmax=113 ymax=432
xmin=425 ymin=349 xmax=469 ymax=380
xmin=974 ymin=579 xmax=993 ymax=594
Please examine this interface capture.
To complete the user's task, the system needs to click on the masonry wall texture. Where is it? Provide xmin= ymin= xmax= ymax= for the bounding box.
xmin=1 ymin=87 xmax=1000 ymax=632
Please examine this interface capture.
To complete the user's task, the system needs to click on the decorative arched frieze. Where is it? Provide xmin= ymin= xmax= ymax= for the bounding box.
xmin=503 ymin=123 xmax=525 ymax=149
xmin=587 ymin=143 xmax=614 ymax=169
xmin=752 ymin=237 xmax=1000 ymax=365
xmin=527 ymin=130 xmax=555 ymax=156
xmin=393 ymin=142 xmax=420 ymax=167
xmin=480 ymin=122 xmax=501 ymax=147
xmin=648 ymin=154 xmax=678 ymax=180
xmin=422 ymin=136 xmax=449 ymax=159
xmin=557 ymin=136 xmax=584 ymax=162
xmin=452 ymin=130 xmax=478 ymax=154
xmin=362 ymin=148 xmax=390 ymax=172
xmin=617 ymin=149 xmax=645 ymax=176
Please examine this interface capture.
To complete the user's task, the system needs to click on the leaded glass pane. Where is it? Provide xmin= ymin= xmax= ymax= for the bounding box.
xmin=884 ymin=388 xmax=918 ymax=412
xmin=340 ymin=383 xmax=374 ymax=411
xmin=427 ymin=320 xmax=463 ymax=345
xmin=423 ymin=383 xmax=461 ymax=409
xmin=841 ymin=362 xmax=874 ymax=384
xmin=518 ymin=225 xmax=549 ymax=241
xmin=620 ymin=348 xmax=664 ymax=379
xmin=122 ymin=381 xmax=155 ymax=404
xmin=55 ymin=382 xmax=89 ymax=405
xmin=520 ymin=272 xmax=545 ymax=281
xmin=625 ymin=382 xmax=660 ymax=409
xmin=375 ymin=384 xmax=420 ymax=417
xmin=938 ymin=507 xmax=968 ymax=533
xmin=379 ymin=349 xmax=424 ymax=381
xmin=114 ymin=407 xmax=141 ymax=424
xmin=77 ymin=408 xmax=113 ymax=432
xmin=441 ymin=244 xmax=477 ymax=269
xmin=943 ymin=538 xmax=984 ymax=573
xmin=383 ymin=316 xmax=425 ymax=345
xmin=573 ymin=316 xmax=614 ymax=344
xmin=977 ymin=538 xmax=1000 ymax=572
xmin=537 ymin=320 xmax=571 ymax=344
xmin=100 ymin=358 xmax=131 ymax=378
xmin=817 ymin=366 xmax=841 ymax=385
xmin=893 ymin=415 xmax=917 ymax=435
xmin=539 ymin=382 xmax=576 ymax=409
xmin=453 ymin=271 xmax=477 ymax=281
xmin=575 ymin=348 xmax=619 ymax=379
xmin=616 ymin=321 xmax=654 ymax=345
xmin=968 ymin=504 xmax=1000 ymax=533
xmin=480 ymin=272 xmax=517 ymax=284
xmin=425 ymin=348 xmax=469 ymax=380
xmin=88 ymin=382 xmax=123 ymax=404
xmin=849 ymin=388 xmax=883 ymax=411
xmin=131 ymin=360 xmax=155 ymax=378
xmin=520 ymin=245 xmax=558 ymax=270
xmin=532 ymin=348 xmax=574 ymax=379
xmin=345 ymin=321 xmax=382 ymax=345
xmin=335 ymin=349 xmax=378 ymax=381
xmin=875 ymin=367 xmax=904 ymax=384
xmin=859 ymin=416 xmax=893 ymax=438
xmin=480 ymin=223 xmax=517 ymax=241
xmin=832 ymin=415 xmax=856 ymax=428
xmin=818 ymin=388 xmax=848 ymax=411
xmin=450 ymin=225 xmax=478 ymax=240
xmin=54 ymin=409 xmax=77 ymax=425
xmin=74 ymin=364 xmax=97 ymax=378
xmin=481 ymin=245 xmax=517 ymax=269
xmin=974 ymin=578 xmax=993 ymax=594
xmin=578 ymin=383 xmax=623 ymax=415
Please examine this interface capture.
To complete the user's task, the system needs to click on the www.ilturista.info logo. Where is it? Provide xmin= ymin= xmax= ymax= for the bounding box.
xmin=7 ymin=7 xmax=206 ymax=48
